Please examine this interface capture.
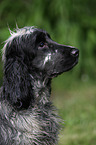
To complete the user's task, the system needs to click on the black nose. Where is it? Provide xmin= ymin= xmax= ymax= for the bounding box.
xmin=71 ymin=49 xmax=79 ymax=57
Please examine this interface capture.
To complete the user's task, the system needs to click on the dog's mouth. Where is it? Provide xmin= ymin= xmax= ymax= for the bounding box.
xmin=50 ymin=58 xmax=78 ymax=78
xmin=64 ymin=57 xmax=79 ymax=72
xmin=64 ymin=59 xmax=78 ymax=72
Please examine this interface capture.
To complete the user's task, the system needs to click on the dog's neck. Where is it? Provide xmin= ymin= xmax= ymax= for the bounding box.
xmin=29 ymin=73 xmax=52 ymax=107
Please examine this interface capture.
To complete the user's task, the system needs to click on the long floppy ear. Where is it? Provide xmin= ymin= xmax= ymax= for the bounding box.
xmin=3 ymin=56 xmax=33 ymax=110
xmin=2 ymin=27 xmax=36 ymax=109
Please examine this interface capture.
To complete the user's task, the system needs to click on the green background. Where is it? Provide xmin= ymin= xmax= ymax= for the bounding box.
xmin=0 ymin=0 xmax=96 ymax=144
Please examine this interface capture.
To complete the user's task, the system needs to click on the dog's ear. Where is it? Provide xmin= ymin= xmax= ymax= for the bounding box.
xmin=3 ymin=57 xmax=33 ymax=110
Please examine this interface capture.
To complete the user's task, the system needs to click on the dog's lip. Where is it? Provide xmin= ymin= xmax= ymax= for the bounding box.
xmin=50 ymin=58 xmax=78 ymax=78
xmin=64 ymin=58 xmax=78 ymax=72
xmin=65 ymin=57 xmax=78 ymax=68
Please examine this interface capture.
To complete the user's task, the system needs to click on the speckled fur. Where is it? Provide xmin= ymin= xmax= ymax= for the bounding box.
xmin=0 ymin=26 xmax=79 ymax=145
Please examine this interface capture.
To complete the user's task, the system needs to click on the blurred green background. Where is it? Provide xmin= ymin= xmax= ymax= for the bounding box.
xmin=0 ymin=0 xmax=96 ymax=144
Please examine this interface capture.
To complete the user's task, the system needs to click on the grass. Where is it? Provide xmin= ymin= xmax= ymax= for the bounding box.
xmin=52 ymin=77 xmax=96 ymax=145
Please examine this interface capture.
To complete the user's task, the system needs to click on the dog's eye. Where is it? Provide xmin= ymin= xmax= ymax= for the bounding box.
xmin=39 ymin=42 xmax=45 ymax=47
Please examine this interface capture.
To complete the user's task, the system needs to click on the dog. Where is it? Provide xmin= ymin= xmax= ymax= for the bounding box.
xmin=0 ymin=26 xmax=79 ymax=145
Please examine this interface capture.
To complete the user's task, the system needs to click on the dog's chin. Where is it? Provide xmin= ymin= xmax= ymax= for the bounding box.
xmin=63 ymin=58 xmax=79 ymax=72
xmin=50 ymin=59 xmax=78 ymax=78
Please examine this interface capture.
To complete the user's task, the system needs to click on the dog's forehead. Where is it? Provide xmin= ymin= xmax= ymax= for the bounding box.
xmin=34 ymin=29 xmax=50 ymax=37
xmin=32 ymin=29 xmax=51 ymax=43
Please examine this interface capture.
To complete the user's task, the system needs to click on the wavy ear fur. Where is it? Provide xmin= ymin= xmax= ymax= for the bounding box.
xmin=3 ymin=56 xmax=33 ymax=110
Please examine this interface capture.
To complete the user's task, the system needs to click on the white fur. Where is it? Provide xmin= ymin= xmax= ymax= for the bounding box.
xmin=43 ymin=53 xmax=52 ymax=66
xmin=8 ymin=26 xmax=35 ymax=41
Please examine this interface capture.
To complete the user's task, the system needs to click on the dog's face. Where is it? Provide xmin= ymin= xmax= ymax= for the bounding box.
xmin=4 ymin=27 xmax=79 ymax=78
xmin=27 ymin=29 xmax=79 ymax=77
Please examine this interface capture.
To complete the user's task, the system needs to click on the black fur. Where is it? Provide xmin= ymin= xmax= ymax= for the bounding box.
xmin=0 ymin=27 xmax=79 ymax=145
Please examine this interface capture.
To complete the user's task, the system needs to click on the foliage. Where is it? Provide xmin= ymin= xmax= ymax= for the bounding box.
xmin=0 ymin=0 xmax=96 ymax=83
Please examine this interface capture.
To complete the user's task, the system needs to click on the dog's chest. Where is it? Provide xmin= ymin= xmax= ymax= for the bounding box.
xmin=10 ymin=107 xmax=59 ymax=145
xmin=10 ymin=111 xmax=41 ymax=144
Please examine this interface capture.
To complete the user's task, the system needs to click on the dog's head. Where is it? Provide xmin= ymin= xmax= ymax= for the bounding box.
xmin=3 ymin=27 xmax=79 ymax=78
xmin=2 ymin=27 xmax=79 ymax=109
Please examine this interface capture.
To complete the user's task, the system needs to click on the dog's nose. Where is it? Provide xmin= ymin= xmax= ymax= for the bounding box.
xmin=71 ymin=49 xmax=79 ymax=57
